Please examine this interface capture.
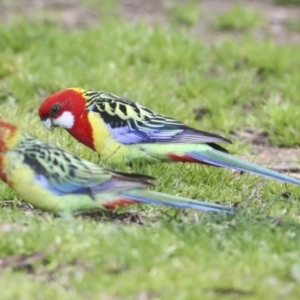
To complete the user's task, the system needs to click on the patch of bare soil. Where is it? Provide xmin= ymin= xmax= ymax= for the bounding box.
xmin=77 ymin=209 xmax=147 ymax=224
xmin=205 ymin=287 xmax=253 ymax=297
xmin=0 ymin=0 xmax=101 ymax=29
xmin=1 ymin=0 xmax=300 ymax=43
xmin=230 ymin=127 xmax=300 ymax=174
xmin=0 ymin=245 xmax=57 ymax=271
xmin=120 ymin=0 xmax=300 ymax=43
xmin=191 ymin=0 xmax=300 ymax=44
xmin=0 ymin=222 xmax=29 ymax=233
xmin=231 ymin=127 xmax=270 ymax=146
xmin=242 ymin=145 xmax=300 ymax=176
xmin=1 ymin=200 xmax=201 ymax=224
xmin=0 ymin=200 xmax=149 ymax=223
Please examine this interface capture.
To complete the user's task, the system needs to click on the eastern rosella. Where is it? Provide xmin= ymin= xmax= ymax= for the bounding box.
xmin=38 ymin=88 xmax=300 ymax=185
xmin=0 ymin=119 xmax=233 ymax=217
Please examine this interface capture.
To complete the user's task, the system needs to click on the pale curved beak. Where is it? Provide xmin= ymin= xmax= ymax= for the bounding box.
xmin=41 ymin=118 xmax=53 ymax=130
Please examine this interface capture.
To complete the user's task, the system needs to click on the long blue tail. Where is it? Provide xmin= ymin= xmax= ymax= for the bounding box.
xmin=121 ymin=190 xmax=234 ymax=214
xmin=186 ymin=149 xmax=300 ymax=185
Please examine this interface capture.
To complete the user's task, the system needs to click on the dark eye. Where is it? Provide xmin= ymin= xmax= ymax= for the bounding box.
xmin=50 ymin=104 xmax=60 ymax=115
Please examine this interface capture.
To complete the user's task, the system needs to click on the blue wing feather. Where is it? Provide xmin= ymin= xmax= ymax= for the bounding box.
xmin=18 ymin=135 xmax=153 ymax=197
xmin=87 ymin=91 xmax=231 ymax=145
xmin=35 ymin=174 xmax=91 ymax=196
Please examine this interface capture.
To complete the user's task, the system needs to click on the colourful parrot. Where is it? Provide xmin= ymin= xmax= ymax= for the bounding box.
xmin=38 ymin=88 xmax=300 ymax=186
xmin=0 ymin=119 xmax=234 ymax=217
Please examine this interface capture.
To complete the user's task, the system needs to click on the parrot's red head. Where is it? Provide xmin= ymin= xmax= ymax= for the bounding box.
xmin=0 ymin=118 xmax=21 ymax=153
xmin=0 ymin=118 xmax=22 ymax=183
xmin=38 ymin=88 xmax=95 ymax=150
xmin=38 ymin=88 xmax=88 ymax=131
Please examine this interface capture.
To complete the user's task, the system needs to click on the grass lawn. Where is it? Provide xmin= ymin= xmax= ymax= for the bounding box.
xmin=1 ymin=1 xmax=300 ymax=299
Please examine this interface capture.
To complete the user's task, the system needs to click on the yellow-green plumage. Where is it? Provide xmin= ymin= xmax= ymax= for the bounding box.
xmin=0 ymin=120 xmax=233 ymax=216
xmin=39 ymin=88 xmax=300 ymax=186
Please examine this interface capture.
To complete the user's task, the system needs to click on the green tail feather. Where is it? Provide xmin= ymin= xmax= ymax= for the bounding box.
xmin=186 ymin=149 xmax=300 ymax=185
xmin=121 ymin=190 xmax=234 ymax=214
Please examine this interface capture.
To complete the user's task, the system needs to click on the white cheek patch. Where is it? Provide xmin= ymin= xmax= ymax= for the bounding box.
xmin=52 ymin=111 xmax=75 ymax=129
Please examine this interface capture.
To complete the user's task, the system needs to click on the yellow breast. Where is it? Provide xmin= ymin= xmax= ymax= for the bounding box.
xmin=2 ymin=152 xmax=63 ymax=212
xmin=87 ymin=112 xmax=128 ymax=163
xmin=1 ymin=152 xmax=100 ymax=213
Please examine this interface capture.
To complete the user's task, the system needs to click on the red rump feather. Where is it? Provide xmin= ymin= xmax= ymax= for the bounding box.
xmin=167 ymin=152 xmax=216 ymax=166
xmin=0 ymin=156 xmax=8 ymax=183
xmin=104 ymin=198 xmax=137 ymax=209
xmin=0 ymin=119 xmax=19 ymax=183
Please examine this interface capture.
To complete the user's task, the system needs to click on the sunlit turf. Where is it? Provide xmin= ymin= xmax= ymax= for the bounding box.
xmin=1 ymin=5 xmax=300 ymax=299
xmin=214 ymin=4 xmax=263 ymax=31
xmin=167 ymin=0 xmax=201 ymax=27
